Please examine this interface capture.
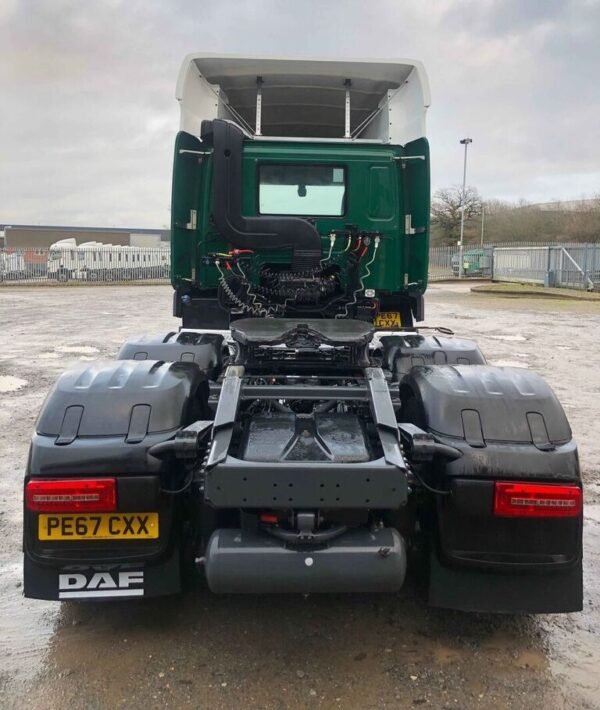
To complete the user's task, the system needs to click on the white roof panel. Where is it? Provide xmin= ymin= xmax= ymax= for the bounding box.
xmin=176 ymin=54 xmax=430 ymax=145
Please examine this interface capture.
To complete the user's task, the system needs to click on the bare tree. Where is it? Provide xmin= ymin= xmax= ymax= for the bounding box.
xmin=431 ymin=186 xmax=482 ymax=245
xmin=431 ymin=191 xmax=600 ymax=245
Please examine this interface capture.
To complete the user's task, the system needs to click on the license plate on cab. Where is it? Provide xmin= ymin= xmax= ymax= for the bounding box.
xmin=374 ymin=311 xmax=402 ymax=329
xmin=38 ymin=513 xmax=159 ymax=541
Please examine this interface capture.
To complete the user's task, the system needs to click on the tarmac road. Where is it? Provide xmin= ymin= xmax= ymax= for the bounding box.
xmin=1 ymin=283 xmax=599 ymax=710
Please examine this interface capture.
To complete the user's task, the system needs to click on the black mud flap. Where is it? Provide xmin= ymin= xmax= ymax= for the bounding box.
xmin=428 ymin=549 xmax=583 ymax=614
xmin=401 ymin=365 xmax=584 ymax=613
xmin=23 ymin=548 xmax=181 ymax=601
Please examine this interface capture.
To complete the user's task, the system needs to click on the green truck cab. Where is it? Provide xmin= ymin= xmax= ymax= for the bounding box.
xmin=171 ymin=55 xmax=431 ymax=329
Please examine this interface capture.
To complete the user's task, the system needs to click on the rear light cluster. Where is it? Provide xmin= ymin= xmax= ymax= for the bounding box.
xmin=25 ymin=478 xmax=117 ymax=513
xmin=494 ymin=482 xmax=582 ymax=518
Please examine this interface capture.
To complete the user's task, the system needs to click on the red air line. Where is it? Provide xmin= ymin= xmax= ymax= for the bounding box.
xmin=229 ymin=249 xmax=254 ymax=256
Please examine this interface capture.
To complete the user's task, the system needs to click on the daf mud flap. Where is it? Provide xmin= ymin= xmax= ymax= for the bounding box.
xmin=203 ymin=527 xmax=406 ymax=594
xmin=24 ymin=548 xmax=181 ymax=601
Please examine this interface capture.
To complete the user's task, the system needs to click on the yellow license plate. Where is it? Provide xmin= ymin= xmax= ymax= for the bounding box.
xmin=38 ymin=513 xmax=159 ymax=541
xmin=374 ymin=311 xmax=402 ymax=329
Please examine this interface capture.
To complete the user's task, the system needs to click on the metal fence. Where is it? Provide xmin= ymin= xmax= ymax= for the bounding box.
xmin=429 ymin=242 xmax=600 ymax=290
xmin=429 ymin=246 xmax=494 ymax=281
xmin=2 ymin=242 xmax=599 ymax=291
xmin=493 ymin=245 xmax=600 ymax=290
xmin=0 ymin=246 xmax=170 ymax=285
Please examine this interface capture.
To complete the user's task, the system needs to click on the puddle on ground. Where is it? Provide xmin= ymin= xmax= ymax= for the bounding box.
xmin=546 ymin=505 xmax=600 ymax=708
xmin=432 ymin=642 xmax=466 ymax=666
xmin=0 ymin=375 xmax=28 ymax=393
xmin=3 ymin=510 xmax=599 ymax=707
xmin=0 ymin=555 xmax=57 ymax=682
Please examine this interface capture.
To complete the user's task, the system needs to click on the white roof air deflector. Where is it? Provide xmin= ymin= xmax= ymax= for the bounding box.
xmin=176 ymin=54 xmax=430 ymax=145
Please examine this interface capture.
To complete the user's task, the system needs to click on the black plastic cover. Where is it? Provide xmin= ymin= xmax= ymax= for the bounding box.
xmin=178 ymin=295 xmax=230 ymax=329
xmin=117 ymin=332 xmax=223 ymax=379
xmin=231 ymin=318 xmax=374 ymax=346
xmin=36 ymin=360 xmax=207 ymax=439
xmin=401 ymin=365 xmax=572 ymax=445
xmin=381 ymin=334 xmax=485 ymax=380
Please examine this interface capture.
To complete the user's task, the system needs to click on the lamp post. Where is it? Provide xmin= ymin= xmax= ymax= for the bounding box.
xmin=480 ymin=202 xmax=485 ymax=247
xmin=458 ymin=138 xmax=472 ymax=279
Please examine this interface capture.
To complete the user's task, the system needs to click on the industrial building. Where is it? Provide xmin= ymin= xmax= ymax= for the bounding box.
xmin=0 ymin=224 xmax=170 ymax=248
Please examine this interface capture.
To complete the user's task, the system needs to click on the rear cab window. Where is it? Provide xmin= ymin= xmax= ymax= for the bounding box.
xmin=258 ymin=164 xmax=346 ymax=216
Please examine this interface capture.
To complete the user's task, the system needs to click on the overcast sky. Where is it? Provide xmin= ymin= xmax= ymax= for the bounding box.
xmin=1 ymin=0 xmax=599 ymax=228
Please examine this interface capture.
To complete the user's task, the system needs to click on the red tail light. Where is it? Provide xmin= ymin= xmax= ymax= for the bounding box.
xmin=494 ymin=482 xmax=582 ymax=518
xmin=25 ymin=478 xmax=117 ymax=513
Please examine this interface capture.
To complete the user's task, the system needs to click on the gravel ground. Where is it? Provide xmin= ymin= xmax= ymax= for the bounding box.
xmin=0 ymin=283 xmax=599 ymax=710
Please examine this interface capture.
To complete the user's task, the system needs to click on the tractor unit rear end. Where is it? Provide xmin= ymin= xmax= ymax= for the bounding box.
xmin=23 ymin=55 xmax=583 ymax=613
